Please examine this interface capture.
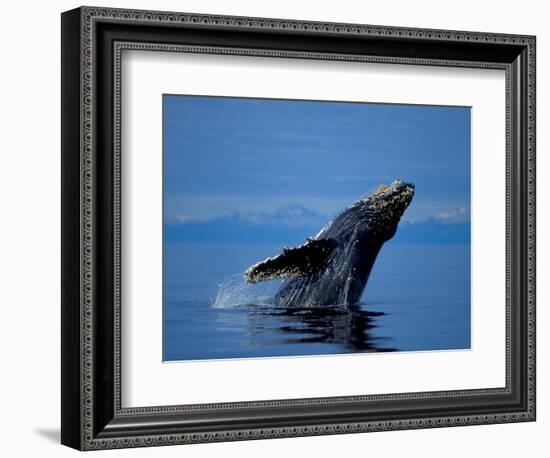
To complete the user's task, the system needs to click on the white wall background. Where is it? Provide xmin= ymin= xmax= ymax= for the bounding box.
xmin=0 ymin=0 xmax=545 ymax=456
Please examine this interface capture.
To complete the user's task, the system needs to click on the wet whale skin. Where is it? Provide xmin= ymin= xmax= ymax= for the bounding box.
xmin=245 ymin=180 xmax=415 ymax=307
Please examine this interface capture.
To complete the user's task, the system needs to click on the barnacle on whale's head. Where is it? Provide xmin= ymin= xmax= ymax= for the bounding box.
xmin=358 ymin=179 xmax=415 ymax=241
xmin=366 ymin=179 xmax=415 ymax=213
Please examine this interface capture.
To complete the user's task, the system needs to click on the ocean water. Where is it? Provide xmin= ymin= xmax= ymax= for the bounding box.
xmin=163 ymin=243 xmax=470 ymax=361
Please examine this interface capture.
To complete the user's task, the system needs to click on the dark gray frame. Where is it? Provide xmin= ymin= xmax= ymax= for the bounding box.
xmin=61 ymin=6 xmax=536 ymax=451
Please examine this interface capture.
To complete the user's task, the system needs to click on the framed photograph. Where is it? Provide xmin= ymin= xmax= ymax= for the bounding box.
xmin=61 ymin=6 xmax=536 ymax=450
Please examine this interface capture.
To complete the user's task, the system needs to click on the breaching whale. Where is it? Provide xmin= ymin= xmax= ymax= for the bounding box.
xmin=245 ymin=179 xmax=415 ymax=307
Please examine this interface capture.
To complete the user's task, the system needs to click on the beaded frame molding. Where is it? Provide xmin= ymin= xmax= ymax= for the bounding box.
xmin=61 ymin=6 xmax=536 ymax=451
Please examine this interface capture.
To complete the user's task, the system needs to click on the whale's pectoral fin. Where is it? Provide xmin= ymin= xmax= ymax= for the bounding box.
xmin=245 ymin=238 xmax=337 ymax=283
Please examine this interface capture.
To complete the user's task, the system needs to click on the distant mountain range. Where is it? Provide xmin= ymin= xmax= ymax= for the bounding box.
xmin=165 ymin=205 xmax=470 ymax=245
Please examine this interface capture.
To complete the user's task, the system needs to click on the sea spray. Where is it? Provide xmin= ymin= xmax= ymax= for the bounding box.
xmin=212 ymin=273 xmax=282 ymax=309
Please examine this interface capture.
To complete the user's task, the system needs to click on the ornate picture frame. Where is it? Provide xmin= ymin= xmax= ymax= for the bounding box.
xmin=61 ymin=6 xmax=536 ymax=450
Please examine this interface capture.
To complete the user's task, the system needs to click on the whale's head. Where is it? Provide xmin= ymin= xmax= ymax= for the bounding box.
xmin=358 ymin=179 xmax=415 ymax=241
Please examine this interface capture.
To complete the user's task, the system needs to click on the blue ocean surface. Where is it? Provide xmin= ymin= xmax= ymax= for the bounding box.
xmin=163 ymin=242 xmax=470 ymax=361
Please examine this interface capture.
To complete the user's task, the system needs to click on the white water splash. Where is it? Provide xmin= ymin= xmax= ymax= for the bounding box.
xmin=212 ymin=273 xmax=283 ymax=309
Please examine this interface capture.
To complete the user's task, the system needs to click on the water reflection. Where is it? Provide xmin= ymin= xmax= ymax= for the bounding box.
xmin=164 ymin=244 xmax=470 ymax=361
xmin=246 ymin=304 xmax=396 ymax=352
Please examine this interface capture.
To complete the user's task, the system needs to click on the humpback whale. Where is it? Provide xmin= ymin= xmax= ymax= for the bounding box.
xmin=245 ymin=179 xmax=415 ymax=307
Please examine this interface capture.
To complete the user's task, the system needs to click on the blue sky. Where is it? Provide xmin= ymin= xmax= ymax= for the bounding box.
xmin=163 ymin=95 xmax=471 ymax=234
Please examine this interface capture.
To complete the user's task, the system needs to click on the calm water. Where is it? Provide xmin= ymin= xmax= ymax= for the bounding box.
xmin=163 ymin=243 xmax=470 ymax=361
